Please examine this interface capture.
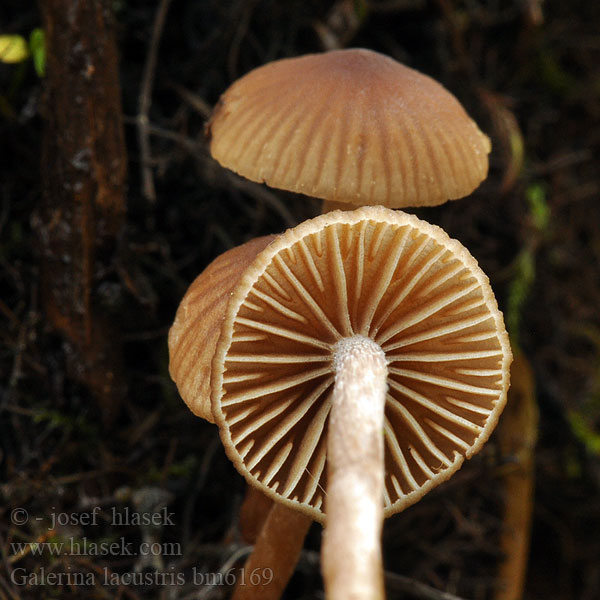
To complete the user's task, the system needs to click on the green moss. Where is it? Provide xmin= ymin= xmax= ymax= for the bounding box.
xmin=506 ymin=183 xmax=551 ymax=347
xmin=536 ymin=49 xmax=578 ymax=96
xmin=507 ymin=248 xmax=535 ymax=347
xmin=526 ymin=183 xmax=550 ymax=233
xmin=568 ymin=411 xmax=600 ymax=456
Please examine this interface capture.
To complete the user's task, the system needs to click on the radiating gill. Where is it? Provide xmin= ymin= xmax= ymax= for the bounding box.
xmin=454 ymin=330 xmax=500 ymax=343
xmin=262 ymin=441 xmax=294 ymax=486
xmin=282 ymin=385 xmax=332 ymax=496
xmin=409 ymin=446 xmax=436 ymax=478
xmin=384 ymin=417 xmax=420 ymax=491
xmin=297 ymin=237 xmax=325 ymax=292
xmin=262 ymin=270 xmax=292 ymax=301
xmin=230 ymin=391 xmax=301 ymax=445
xmin=425 ymin=418 xmax=472 ymax=452
xmin=235 ymin=317 xmax=332 ymax=350
xmin=385 ymin=349 xmax=502 ymax=362
xmin=231 ymin=332 xmax=267 ymax=343
xmin=390 ymin=367 xmax=501 ymax=396
xmin=222 ymin=364 xmax=332 ymax=406
xmin=445 ymin=396 xmax=495 ymax=415
xmin=271 ymin=254 xmax=340 ymax=339
xmin=369 ymin=234 xmax=434 ymax=333
xmin=226 ymin=353 xmax=329 ymax=364
xmin=382 ymin=311 xmax=493 ymax=352
xmin=415 ymin=260 xmax=465 ymax=298
xmin=327 ymin=225 xmax=353 ymax=336
xmin=358 ymin=226 xmax=410 ymax=335
xmin=248 ymin=287 xmax=308 ymax=323
xmin=376 ymin=280 xmax=480 ymax=345
xmin=242 ymin=374 xmax=334 ymax=472
xmin=222 ymin=371 xmax=263 ymax=384
xmin=301 ymin=444 xmax=328 ymax=505
xmin=350 ymin=221 xmax=367 ymax=314
xmin=387 ymin=400 xmax=453 ymax=467
xmin=387 ymin=378 xmax=483 ymax=434
xmin=455 ymin=367 xmax=504 ymax=377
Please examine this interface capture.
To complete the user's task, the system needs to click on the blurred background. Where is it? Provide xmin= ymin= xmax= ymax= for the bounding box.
xmin=1 ymin=1 xmax=599 ymax=598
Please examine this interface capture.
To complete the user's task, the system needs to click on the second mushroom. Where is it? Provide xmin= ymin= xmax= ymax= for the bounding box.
xmin=169 ymin=205 xmax=512 ymax=600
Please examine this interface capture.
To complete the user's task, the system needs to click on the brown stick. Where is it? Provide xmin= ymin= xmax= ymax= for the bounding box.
xmin=494 ymin=352 xmax=538 ymax=600
xmin=37 ymin=0 xmax=128 ymax=422
xmin=232 ymin=500 xmax=312 ymax=600
xmin=137 ymin=0 xmax=174 ymax=204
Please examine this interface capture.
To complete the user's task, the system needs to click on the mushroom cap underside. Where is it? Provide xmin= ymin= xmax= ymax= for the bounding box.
xmin=211 ymin=206 xmax=511 ymax=522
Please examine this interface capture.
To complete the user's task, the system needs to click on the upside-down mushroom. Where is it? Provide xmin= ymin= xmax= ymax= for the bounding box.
xmin=169 ymin=206 xmax=512 ymax=599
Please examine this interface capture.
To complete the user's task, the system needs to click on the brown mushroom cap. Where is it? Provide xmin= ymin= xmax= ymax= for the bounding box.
xmin=168 ymin=235 xmax=276 ymax=422
xmin=207 ymin=48 xmax=491 ymax=208
xmin=209 ymin=206 xmax=511 ymax=522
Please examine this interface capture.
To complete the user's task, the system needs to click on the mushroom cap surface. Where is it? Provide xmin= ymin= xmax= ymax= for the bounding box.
xmin=210 ymin=206 xmax=511 ymax=522
xmin=207 ymin=48 xmax=491 ymax=208
xmin=168 ymin=235 xmax=276 ymax=422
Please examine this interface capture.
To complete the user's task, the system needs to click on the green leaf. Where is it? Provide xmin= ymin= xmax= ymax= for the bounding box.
xmin=29 ymin=28 xmax=46 ymax=77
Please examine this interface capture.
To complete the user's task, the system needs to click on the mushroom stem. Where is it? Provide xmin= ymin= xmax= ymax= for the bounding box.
xmin=239 ymin=486 xmax=274 ymax=544
xmin=322 ymin=335 xmax=388 ymax=600
xmin=232 ymin=500 xmax=312 ymax=600
xmin=321 ymin=199 xmax=355 ymax=213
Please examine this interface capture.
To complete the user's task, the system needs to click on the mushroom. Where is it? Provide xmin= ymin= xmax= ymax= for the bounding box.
xmin=206 ymin=48 xmax=491 ymax=212
xmin=169 ymin=206 xmax=512 ymax=599
xmin=168 ymin=233 xmax=311 ymax=600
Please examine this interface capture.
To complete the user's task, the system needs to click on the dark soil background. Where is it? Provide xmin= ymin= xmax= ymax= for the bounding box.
xmin=1 ymin=1 xmax=599 ymax=599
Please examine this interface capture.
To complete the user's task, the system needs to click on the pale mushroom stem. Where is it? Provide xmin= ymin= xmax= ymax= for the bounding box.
xmin=321 ymin=199 xmax=355 ymax=213
xmin=322 ymin=335 xmax=388 ymax=600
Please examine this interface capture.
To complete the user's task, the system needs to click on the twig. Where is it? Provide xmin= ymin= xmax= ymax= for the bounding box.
xmin=224 ymin=173 xmax=297 ymax=228
xmin=434 ymin=0 xmax=474 ymax=76
xmin=227 ymin=0 xmax=258 ymax=80
xmin=299 ymin=548 xmax=468 ymax=600
xmin=1 ymin=294 xmax=38 ymax=420
xmin=169 ymin=81 xmax=213 ymax=119
xmin=386 ymin=571 xmax=469 ymax=600
xmin=181 ymin=436 xmax=221 ymax=553
xmin=0 ymin=572 xmax=20 ymax=600
xmin=128 ymin=118 xmax=204 ymax=153
xmin=125 ymin=117 xmax=298 ymax=227
xmin=137 ymin=0 xmax=174 ymax=204
xmin=0 ymin=298 xmax=17 ymax=326
xmin=0 ymin=530 xmax=22 ymax=600
xmin=530 ymin=149 xmax=592 ymax=176
xmin=367 ymin=0 xmax=427 ymax=12
xmin=179 ymin=545 xmax=253 ymax=600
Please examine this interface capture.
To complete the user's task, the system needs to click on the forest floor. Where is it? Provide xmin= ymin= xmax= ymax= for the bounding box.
xmin=1 ymin=1 xmax=600 ymax=599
